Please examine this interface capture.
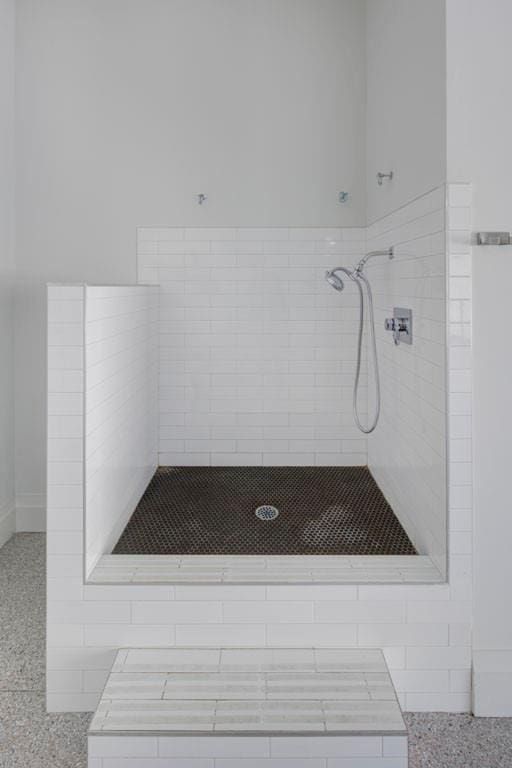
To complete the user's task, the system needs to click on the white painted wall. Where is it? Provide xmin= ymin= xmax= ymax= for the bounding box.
xmin=445 ymin=0 xmax=512 ymax=716
xmin=83 ymin=286 xmax=159 ymax=576
xmin=365 ymin=0 xmax=446 ymax=224
xmin=0 ymin=0 xmax=16 ymax=547
xmin=14 ymin=0 xmax=367 ymax=510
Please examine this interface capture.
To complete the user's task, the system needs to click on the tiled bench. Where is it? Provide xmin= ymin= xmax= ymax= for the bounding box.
xmin=88 ymin=647 xmax=408 ymax=767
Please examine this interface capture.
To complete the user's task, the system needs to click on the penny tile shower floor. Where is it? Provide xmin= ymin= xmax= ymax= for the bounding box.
xmin=113 ymin=466 xmax=417 ymax=556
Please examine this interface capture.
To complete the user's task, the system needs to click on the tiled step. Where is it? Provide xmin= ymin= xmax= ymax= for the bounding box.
xmin=88 ymin=647 xmax=408 ymax=767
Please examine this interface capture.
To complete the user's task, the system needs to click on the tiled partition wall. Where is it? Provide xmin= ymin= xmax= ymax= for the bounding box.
xmin=46 ymin=185 xmax=473 ymax=714
xmin=89 ymin=735 xmax=408 ymax=768
xmin=366 ymin=187 xmax=448 ymax=573
xmin=84 ymin=286 xmax=159 ymax=576
xmin=136 ymin=227 xmax=368 ymax=467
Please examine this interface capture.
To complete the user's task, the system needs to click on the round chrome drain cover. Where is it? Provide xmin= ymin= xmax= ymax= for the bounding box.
xmin=255 ymin=505 xmax=279 ymax=521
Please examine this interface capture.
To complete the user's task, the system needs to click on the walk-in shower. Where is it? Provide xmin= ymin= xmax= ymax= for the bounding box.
xmin=61 ymin=231 xmax=425 ymax=566
xmin=105 ymin=241 xmax=418 ymax=560
xmin=325 ymin=247 xmax=394 ymax=434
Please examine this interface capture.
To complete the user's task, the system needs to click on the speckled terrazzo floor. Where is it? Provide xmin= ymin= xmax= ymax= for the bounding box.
xmin=0 ymin=532 xmax=45 ymax=692
xmin=0 ymin=534 xmax=90 ymax=768
xmin=1 ymin=535 xmax=512 ymax=767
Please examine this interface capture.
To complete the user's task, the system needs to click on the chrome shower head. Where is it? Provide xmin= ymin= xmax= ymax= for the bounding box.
xmin=325 ymin=269 xmax=345 ymax=291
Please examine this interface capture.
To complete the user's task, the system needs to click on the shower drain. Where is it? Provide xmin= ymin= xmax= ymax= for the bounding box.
xmin=255 ymin=505 xmax=279 ymax=521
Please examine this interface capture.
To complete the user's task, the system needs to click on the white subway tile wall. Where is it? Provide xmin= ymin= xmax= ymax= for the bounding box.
xmin=46 ymin=184 xmax=473 ymax=715
xmin=84 ymin=286 xmax=159 ymax=576
xmin=365 ymin=187 xmax=448 ymax=573
xmin=88 ymin=735 xmax=408 ymax=768
xmin=136 ymin=227 xmax=368 ymax=467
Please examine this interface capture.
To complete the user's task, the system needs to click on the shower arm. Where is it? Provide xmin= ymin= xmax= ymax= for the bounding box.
xmin=354 ymin=247 xmax=394 ymax=274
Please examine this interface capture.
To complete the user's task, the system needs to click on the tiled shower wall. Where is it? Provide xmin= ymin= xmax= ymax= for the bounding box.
xmin=47 ymin=285 xmax=159 ymax=579
xmin=137 ymin=227 xmax=367 ymax=467
xmin=366 ymin=187 xmax=447 ymax=571
xmin=84 ymin=286 xmax=159 ymax=575
xmin=136 ymin=214 xmax=450 ymax=563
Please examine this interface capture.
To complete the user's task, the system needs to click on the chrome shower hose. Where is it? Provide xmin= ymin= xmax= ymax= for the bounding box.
xmin=350 ymin=271 xmax=380 ymax=434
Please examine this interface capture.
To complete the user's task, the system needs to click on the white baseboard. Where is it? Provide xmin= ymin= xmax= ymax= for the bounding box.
xmin=0 ymin=499 xmax=16 ymax=547
xmin=473 ymin=650 xmax=512 ymax=716
xmin=16 ymin=493 xmax=46 ymax=532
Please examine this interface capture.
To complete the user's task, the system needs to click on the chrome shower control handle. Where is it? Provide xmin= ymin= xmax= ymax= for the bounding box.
xmin=384 ymin=317 xmax=400 ymax=345
xmin=384 ymin=308 xmax=413 ymax=346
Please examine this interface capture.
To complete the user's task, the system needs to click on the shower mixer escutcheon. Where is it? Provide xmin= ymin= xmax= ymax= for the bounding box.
xmin=384 ymin=307 xmax=413 ymax=345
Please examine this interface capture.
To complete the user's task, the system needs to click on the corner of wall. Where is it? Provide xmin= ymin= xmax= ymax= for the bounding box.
xmin=472 ymin=651 xmax=512 ymax=717
xmin=15 ymin=493 xmax=46 ymax=532
xmin=0 ymin=498 xmax=16 ymax=548
xmin=0 ymin=0 xmax=16 ymax=550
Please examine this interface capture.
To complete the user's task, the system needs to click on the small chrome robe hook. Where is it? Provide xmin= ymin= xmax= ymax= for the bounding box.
xmin=377 ymin=171 xmax=394 ymax=186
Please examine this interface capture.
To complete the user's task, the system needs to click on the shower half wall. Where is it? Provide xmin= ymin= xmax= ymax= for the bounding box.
xmin=51 ymin=284 xmax=160 ymax=578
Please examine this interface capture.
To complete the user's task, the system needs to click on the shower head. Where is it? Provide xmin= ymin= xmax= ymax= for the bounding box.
xmin=325 ymin=269 xmax=345 ymax=291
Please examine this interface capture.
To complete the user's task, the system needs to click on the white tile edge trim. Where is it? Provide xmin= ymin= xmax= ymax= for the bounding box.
xmin=87 ymin=554 xmax=442 ymax=586
xmin=16 ymin=500 xmax=46 ymax=532
xmin=445 ymin=182 xmax=473 ymax=587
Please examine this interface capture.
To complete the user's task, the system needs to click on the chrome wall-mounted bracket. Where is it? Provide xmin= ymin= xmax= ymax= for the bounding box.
xmin=377 ymin=171 xmax=394 ymax=186
xmin=475 ymin=231 xmax=511 ymax=245
xmin=384 ymin=307 xmax=413 ymax=345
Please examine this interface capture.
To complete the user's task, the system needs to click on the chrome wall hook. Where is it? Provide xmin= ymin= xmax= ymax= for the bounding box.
xmin=475 ymin=231 xmax=511 ymax=245
xmin=377 ymin=171 xmax=394 ymax=186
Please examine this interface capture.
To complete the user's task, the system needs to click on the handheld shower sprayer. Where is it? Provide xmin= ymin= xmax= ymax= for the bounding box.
xmin=324 ymin=246 xmax=394 ymax=434
xmin=324 ymin=268 xmax=347 ymax=292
